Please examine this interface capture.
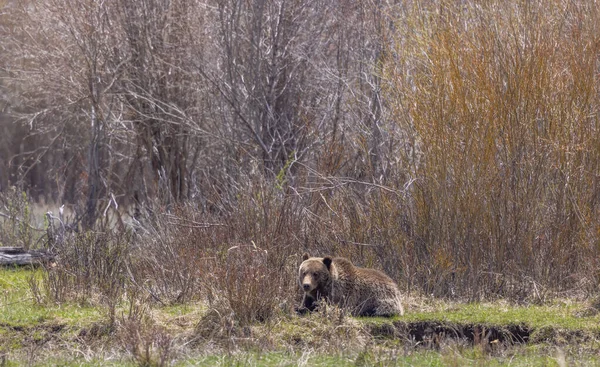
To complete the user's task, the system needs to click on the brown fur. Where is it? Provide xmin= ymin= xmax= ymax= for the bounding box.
xmin=298 ymin=253 xmax=404 ymax=317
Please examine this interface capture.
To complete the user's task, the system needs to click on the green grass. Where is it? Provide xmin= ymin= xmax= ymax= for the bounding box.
xmin=21 ymin=349 xmax=599 ymax=367
xmin=0 ymin=352 xmax=596 ymax=367
xmin=108 ymin=297 xmax=600 ymax=336
xmin=0 ymin=267 xmax=102 ymax=328
xmin=398 ymin=301 xmax=600 ymax=331
xmin=4 ymin=268 xmax=600 ymax=366
xmin=0 ymin=267 xmax=105 ymax=364
xmin=190 ymin=348 xmax=599 ymax=367
xmin=7 ymin=358 xmax=138 ymax=367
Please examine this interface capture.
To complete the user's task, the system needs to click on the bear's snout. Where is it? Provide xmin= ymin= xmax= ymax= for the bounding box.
xmin=301 ymin=273 xmax=315 ymax=292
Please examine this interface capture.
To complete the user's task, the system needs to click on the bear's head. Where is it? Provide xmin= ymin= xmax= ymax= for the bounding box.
xmin=299 ymin=253 xmax=333 ymax=295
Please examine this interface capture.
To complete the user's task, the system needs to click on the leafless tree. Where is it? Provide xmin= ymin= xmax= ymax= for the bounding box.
xmin=1 ymin=0 xmax=399 ymax=223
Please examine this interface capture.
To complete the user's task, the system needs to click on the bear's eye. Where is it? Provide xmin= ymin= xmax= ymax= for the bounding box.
xmin=312 ymin=272 xmax=318 ymax=278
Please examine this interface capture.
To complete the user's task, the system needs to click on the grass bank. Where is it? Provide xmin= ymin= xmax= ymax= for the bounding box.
xmin=3 ymin=268 xmax=600 ymax=366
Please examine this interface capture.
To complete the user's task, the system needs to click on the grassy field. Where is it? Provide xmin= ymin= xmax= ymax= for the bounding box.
xmin=3 ymin=267 xmax=600 ymax=366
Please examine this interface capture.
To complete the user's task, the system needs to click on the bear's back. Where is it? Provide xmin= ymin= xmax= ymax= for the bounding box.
xmin=332 ymin=257 xmax=394 ymax=284
xmin=331 ymin=257 xmax=403 ymax=317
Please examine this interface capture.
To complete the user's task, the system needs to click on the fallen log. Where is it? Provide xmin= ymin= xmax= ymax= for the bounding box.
xmin=0 ymin=247 xmax=54 ymax=266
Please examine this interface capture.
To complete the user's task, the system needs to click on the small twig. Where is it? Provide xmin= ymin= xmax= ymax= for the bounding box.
xmin=319 ymin=193 xmax=338 ymax=216
xmin=164 ymin=221 xmax=226 ymax=229
xmin=162 ymin=213 xmax=226 ymax=228
xmin=102 ymin=193 xmax=119 ymax=217
xmin=341 ymin=240 xmax=380 ymax=247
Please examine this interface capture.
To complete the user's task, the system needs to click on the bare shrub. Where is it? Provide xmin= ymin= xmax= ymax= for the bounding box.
xmin=194 ymin=301 xmax=238 ymax=348
xmin=221 ymin=245 xmax=277 ymax=324
xmin=118 ymin=303 xmax=173 ymax=367
xmin=34 ymin=232 xmax=130 ymax=315
xmin=383 ymin=1 xmax=600 ymax=299
xmin=127 ymin=207 xmax=213 ymax=305
xmin=0 ymin=186 xmax=39 ymax=249
xmin=212 ymin=183 xmax=305 ymax=325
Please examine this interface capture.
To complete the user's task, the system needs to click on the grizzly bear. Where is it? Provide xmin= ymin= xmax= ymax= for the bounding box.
xmin=297 ymin=253 xmax=404 ymax=317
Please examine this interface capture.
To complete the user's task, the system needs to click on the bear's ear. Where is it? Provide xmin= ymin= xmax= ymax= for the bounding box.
xmin=323 ymin=257 xmax=333 ymax=271
xmin=302 ymin=252 xmax=310 ymax=261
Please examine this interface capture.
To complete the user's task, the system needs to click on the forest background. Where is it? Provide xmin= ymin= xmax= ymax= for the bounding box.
xmin=1 ymin=0 xmax=600 ymax=312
